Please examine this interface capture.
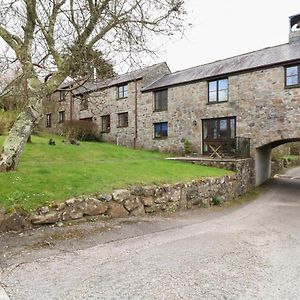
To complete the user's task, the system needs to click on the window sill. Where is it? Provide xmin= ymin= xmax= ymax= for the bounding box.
xmin=117 ymin=125 xmax=128 ymax=128
xmin=153 ymin=137 xmax=168 ymax=140
xmin=285 ymin=84 xmax=300 ymax=89
xmin=206 ymin=101 xmax=228 ymax=105
xmin=117 ymin=97 xmax=128 ymax=100
xmin=153 ymin=109 xmax=168 ymax=112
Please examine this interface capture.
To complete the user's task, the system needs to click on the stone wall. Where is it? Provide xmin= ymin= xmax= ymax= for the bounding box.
xmin=271 ymin=157 xmax=300 ymax=176
xmin=0 ymin=158 xmax=255 ymax=232
xmin=137 ymin=66 xmax=300 ymax=155
xmin=40 ymin=89 xmax=79 ymax=133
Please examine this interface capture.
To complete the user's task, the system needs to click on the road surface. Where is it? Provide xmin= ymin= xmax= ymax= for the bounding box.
xmin=1 ymin=167 xmax=300 ymax=299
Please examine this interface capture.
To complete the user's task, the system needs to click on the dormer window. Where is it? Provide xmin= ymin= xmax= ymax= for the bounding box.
xmin=117 ymin=84 xmax=128 ymax=99
xmin=208 ymin=78 xmax=228 ymax=103
xmin=285 ymin=65 xmax=299 ymax=87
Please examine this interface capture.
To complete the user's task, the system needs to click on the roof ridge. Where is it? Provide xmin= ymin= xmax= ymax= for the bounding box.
xmin=117 ymin=62 xmax=167 ymax=77
xmin=170 ymin=42 xmax=289 ymax=76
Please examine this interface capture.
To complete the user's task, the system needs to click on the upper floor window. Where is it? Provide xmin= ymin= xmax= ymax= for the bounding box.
xmin=154 ymin=122 xmax=168 ymax=139
xmin=59 ymin=90 xmax=66 ymax=101
xmin=117 ymin=84 xmax=128 ymax=99
xmin=46 ymin=113 xmax=51 ymax=128
xmin=117 ymin=112 xmax=128 ymax=128
xmin=285 ymin=65 xmax=299 ymax=87
xmin=80 ymin=95 xmax=89 ymax=111
xmin=58 ymin=111 xmax=65 ymax=123
xmin=101 ymin=115 xmax=111 ymax=132
xmin=154 ymin=89 xmax=168 ymax=111
xmin=208 ymin=78 xmax=228 ymax=103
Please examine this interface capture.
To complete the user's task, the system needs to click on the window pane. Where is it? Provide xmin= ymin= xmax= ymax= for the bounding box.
xmin=118 ymin=85 xmax=128 ymax=98
xmin=219 ymin=119 xmax=228 ymax=139
xmin=286 ymin=66 xmax=298 ymax=77
xmin=218 ymin=90 xmax=228 ymax=102
xmin=154 ymin=124 xmax=161 ymax=138
xmin=209 ymin=91 xmax=217 ymax=102
xmin=203 ymin=121 xmax=208 ymax=139
xmin=102 ymin=115 xmax=110 ymax=132
xmin=118 ymin=113 xmax=128 ymax=127
xmin=155 ymin=90 xmax=168 ymax=111
xmin=161 ymin=122 xmax=168 ymax=137
xmin=123 ymin=85 xmax=128 ymax=97
xmin=209 ymin=81 xmax=217 ymax=92
xmin=218 ymin=79 xmax=228 ymax=90
xmin=210 ymin=120 xmax=218 ymax=139
xmin=154 ymin=122 xmax=168 ymax=138
xmin=286 ymin=75 xmax=298 ymax=86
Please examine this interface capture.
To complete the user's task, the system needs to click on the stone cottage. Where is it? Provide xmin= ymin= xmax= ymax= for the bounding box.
xmin=43 ymin=14 xmax=300 ymax=184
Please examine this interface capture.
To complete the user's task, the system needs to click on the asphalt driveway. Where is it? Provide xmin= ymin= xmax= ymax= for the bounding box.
xmin=1 ymin=167 xmax=300 ymax=299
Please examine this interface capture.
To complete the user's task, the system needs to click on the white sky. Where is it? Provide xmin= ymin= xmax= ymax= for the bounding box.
xmin=153 ymin=0 xmax=300 ymax=72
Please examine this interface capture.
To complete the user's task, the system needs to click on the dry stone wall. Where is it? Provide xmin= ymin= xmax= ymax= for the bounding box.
xmin=0 ymin=159 xmax=254 ymax=232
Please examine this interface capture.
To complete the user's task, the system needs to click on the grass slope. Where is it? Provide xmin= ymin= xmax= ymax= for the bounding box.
xmin=0 ymin=134 xmax=228 ymax=212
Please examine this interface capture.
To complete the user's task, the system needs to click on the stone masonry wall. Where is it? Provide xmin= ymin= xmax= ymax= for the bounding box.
xmin=0 ymin=159 xmax=254 ymax=232
xmin=136 ymin=66 xmax=300 ymax=155
xmin=76 ymin=63 xmax=171 ymax=147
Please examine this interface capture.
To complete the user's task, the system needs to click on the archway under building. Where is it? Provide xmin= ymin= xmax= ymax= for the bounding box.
xmin=255 ymin=138 xmax=300 ymax=185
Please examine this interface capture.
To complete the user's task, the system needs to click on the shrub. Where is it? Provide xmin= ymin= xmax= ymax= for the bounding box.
xmin=184 ymin=139 xmax=192 ymax=155
xmin=61 ymin=120 xmax=99 ymax=141
xmin=212 ymin=196 xmax=222 ymax=206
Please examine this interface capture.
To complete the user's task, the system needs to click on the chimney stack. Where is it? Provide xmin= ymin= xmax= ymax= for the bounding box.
xmin=289 ymin=14 xmax=300 ymax=44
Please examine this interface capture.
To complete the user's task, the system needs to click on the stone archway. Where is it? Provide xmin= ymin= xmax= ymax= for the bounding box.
xmin=255 ymin=138 xmax=300 ymax=185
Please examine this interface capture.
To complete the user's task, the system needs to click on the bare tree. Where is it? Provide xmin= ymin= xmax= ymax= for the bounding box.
xmin=0 ymin=0 xmax=186 ymax=172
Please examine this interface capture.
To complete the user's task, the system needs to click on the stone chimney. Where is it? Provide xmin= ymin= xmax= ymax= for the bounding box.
xmin=289 ymin=14 xmax=300 ymax=43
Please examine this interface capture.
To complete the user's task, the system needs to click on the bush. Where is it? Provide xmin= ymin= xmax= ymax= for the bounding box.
xmin=212 ymin=196 xmax=222 ymax=206
xmin=61 ymin=120 xmax=99 ymax=141
xmin=184 ymin=139 xmax=192 ymax=155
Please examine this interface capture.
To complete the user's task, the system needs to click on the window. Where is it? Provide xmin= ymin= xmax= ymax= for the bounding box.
xmin=117 ymin=84 xmax=128 ymax=99
xmin=46 ymin=113 xmax=51 ymax=128
xmin=154 ymin=122 xmax=168 ymax=139
xmin=202 ymin=117 xmax=236 ymax=154
xmin=208 ymin=78 xmax=228 ymax=103
xmin=58 ymin=111 xmax=65 ymax=123
xmin=154 ymin=89 xmax=168 ymax=111
xmin=117 ymin=112 xmax=128 ymax=127
xmin=59 ymin=90 xmax=66 ymax=101
xmin=285 ymin=65 xmax=299 ymax=87
xmin=80 ymin=95 xmax=89 ymax=111
xmin=101 ymin=115 xmax=110 ymax=132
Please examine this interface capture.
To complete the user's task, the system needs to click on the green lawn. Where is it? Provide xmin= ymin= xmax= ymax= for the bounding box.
xmin=0 ymin=134 xmax=228 ymax=212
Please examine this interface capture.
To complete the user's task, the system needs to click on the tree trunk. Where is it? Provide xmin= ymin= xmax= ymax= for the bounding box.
xmin=0 ymin=82 xmax=45 ymax=172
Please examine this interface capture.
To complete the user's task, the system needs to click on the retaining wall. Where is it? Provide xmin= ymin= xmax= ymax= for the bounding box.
xmin=0 ymin=158 xmax=255 ymax=232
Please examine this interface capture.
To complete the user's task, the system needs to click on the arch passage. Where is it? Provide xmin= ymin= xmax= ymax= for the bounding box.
xmin=255 ymin=138 xmax=300 ymax=185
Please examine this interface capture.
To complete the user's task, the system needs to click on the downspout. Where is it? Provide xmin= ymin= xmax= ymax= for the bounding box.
xmin=133 ymin=79 xmax=138 ymax=149
xmin=69 ymin=91 xmax=73 ymax=121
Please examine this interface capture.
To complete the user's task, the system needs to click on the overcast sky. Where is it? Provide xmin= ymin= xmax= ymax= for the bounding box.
xmin=152 ymin=0 xmax=300 ymax=72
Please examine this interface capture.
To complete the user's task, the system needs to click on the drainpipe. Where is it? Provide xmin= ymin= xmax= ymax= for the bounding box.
xmin=133 ymin=79 xmax=138 ymax=149
xmin=69 ymin=91 xmax=73 ymax=121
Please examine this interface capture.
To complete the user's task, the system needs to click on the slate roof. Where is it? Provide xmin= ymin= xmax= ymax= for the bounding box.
xmin=142 ymin=41 xmax=300 ymax=92
xmin=72 ymin=62 xmax=169 ymax=95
